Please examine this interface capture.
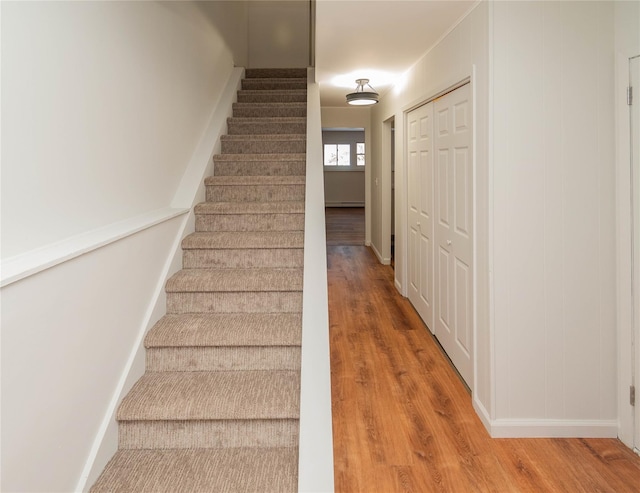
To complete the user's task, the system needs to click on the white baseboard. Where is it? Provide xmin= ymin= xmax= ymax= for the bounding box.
xmin=489 ymin=419 xmax=618 ymax=438
xmin=472 ymin=396 xmax=493 ymax=434
xmin=370 ymin=243 xmax=391 ymax=265
xmin=473 ymin=397 xmax=617 ymax=438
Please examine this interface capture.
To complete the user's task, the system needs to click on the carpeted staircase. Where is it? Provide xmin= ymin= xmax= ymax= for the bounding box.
xmin=90 ymin=68 xmax=307 ymax=492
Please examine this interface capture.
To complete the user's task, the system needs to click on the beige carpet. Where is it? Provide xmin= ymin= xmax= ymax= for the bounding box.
xmin=91 ymin=68 xmax=307 ymax=492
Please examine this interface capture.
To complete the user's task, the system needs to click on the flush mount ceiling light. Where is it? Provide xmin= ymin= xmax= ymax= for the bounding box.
xmin=346 ymin=78 xmax=379 ymax=106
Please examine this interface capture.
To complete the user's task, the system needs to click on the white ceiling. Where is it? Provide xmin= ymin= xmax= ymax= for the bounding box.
xmin=315 ymin=0 xmax=476 ymax=107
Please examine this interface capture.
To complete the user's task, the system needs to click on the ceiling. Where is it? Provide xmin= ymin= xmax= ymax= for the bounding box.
xmin=315 ymin=0 xmax=476 ymax=107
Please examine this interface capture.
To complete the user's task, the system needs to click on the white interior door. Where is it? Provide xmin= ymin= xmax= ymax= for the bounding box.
xmin=631 ymin=54 xmax=640 ymax=451
xmin=434 ymin=83 xmax=473 ymax=386
xmin=407 ymin=103 xmax=434 ymax=331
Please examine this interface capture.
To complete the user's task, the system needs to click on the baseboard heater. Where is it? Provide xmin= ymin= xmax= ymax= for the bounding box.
xmin=325 ymin=201 xmax=364 ymax=207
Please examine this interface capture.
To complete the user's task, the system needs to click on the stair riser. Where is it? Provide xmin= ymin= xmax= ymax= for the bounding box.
xmin=167 ymin=292 xmax=302 ymax=313
xmin=237 ymin=92 xmax=307 ymax=103
xmin=214 ymin=161 xmax=306 ymax=177
xmin=241 ymin=80 xmax=306 ymax=91
xmin=146 ymin=346 xmax=301 ymax=372
xmin=206 ymin=185 xmax=305 ymax=203
xmin=221 ymin=139 xmax=305 ymax=154
xmin=227 ymin=121 xmax=306 ymax=135
xmin=119 ymin=419 xmax=299 ymax=449
xmin=183 ymin=249 xmax=303 ymax=269
xmin=195 ymin=214 xmax=304 ymax=232
xmin=232 ymin=106 xmax=306 ymax=118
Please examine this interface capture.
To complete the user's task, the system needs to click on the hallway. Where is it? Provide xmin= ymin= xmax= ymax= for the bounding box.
xmin=326 ymin=211 xmax=640 ymax=492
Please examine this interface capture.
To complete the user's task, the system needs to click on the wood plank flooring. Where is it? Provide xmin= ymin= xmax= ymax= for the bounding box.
xmin=325 ymin=207 xmax=365 ymax=246
xmin=328 ymin=244 xmax=640 ymax=492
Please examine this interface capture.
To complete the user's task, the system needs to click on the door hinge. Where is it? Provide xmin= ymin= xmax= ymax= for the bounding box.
xmin=628 ymin=86 xmax=633 ymax=105
xmin=631 ymin=385 xmax=636 ymax=406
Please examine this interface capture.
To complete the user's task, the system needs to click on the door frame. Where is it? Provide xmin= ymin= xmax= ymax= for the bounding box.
xmin=616 ymin=52 xmax=640 ymax=451
xmin=382 ymin=116 xmax=395 ymax=266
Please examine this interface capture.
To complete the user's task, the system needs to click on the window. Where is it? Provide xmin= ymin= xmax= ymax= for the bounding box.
xmin=324 ymin=144 xmax=351 ymax=166
xmin=356 ymin=143 xmax=365 ymax=166
xmin=322 ymin=129 xmax=365 ymax=170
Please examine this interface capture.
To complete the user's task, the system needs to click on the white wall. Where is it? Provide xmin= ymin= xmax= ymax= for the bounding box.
xmin=0 ymin=2 xmax=247 ymax=491
xmin=1 ymin=1 xmax=245 ymax=258
xmin=248 ymin=0 xmax=309 ymax=68
xmin=490 ymin=0 xmax=617 ymax=435
xmin=196 ymin=1 xmax=249 ymax=68
xmin=298 ymin=74 xmax=335 ymax=493
xmin=369 ymin=0 xmax=621 ymax=438
xmin=324 ymin=172 xmax=365 ymax=207
xmin=1 ymin=216 xmax=185 ymax=493
xmin=370 ymin=1 xmax=491 ymax=417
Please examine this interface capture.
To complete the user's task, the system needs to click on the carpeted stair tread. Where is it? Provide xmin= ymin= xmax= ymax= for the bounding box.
xmin=206 ymin=182 xmax=305 ymax=203
xmin=233 ymin=102 xmax=306 ymax=109
xmin=241 ymin=78 xmax=306 ymax=91
xmin=221 ymin=134 xmax=306 ymax=154
xmin=232 ymin=102 xmax=306 ymax=118
xmin=165 ymin=268 xmax=303 ymax=293
xmin=213 ymin=153 xmax=306 ymax=162
xmin=182 ymin=231 xmax=304 ymax=249
xmin=117 ymin=419 xmax=299 ymax=449
xmin=117 ymin=371 xmax=300 ymax=421
xmin=194 ymin=201 xmax=305 ymax=215
xmin=90 ymin=447 xmax=298 ymax=493
xmin=221 ymin=133 xmax=305 ymax=142
xmin=245 ymin=68 xmax=307 ymax=78
xmin=145 ymin=313 xmax=302 ymax=348
xmin=204 ymin=175 xmax=305 ymax=186
xmin=212 ymin=154 xmax=306 ymax=177
xmin=226 ymin=118 xmax=306 ymax=135
xmin=228 ymin=117 xmax=306 ymax=124
xmin=237 ymin=89 xmax=307 ymax=103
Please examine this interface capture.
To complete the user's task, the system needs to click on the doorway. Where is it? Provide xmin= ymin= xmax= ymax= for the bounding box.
xmin=322 ymin=128 xmax=366 ymax=208
xmin=383 ymin=117 xmax=396 ymax=267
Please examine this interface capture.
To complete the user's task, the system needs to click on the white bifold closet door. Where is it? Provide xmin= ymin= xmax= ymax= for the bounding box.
xmin=407 ymin=82 xmax=473 ymax=387
xmin=407 ymin=102 xmax=435 ymax=330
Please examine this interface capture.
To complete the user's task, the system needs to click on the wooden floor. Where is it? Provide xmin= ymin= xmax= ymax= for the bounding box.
xmin=328 ymin=242 xmax=640 ymax=492
xmin=325 ymin=207 xmax=365 ymax=246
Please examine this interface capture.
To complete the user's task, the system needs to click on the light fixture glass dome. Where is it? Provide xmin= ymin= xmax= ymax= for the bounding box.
xmin=346 ymin=79 xmax=379 ymax=105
